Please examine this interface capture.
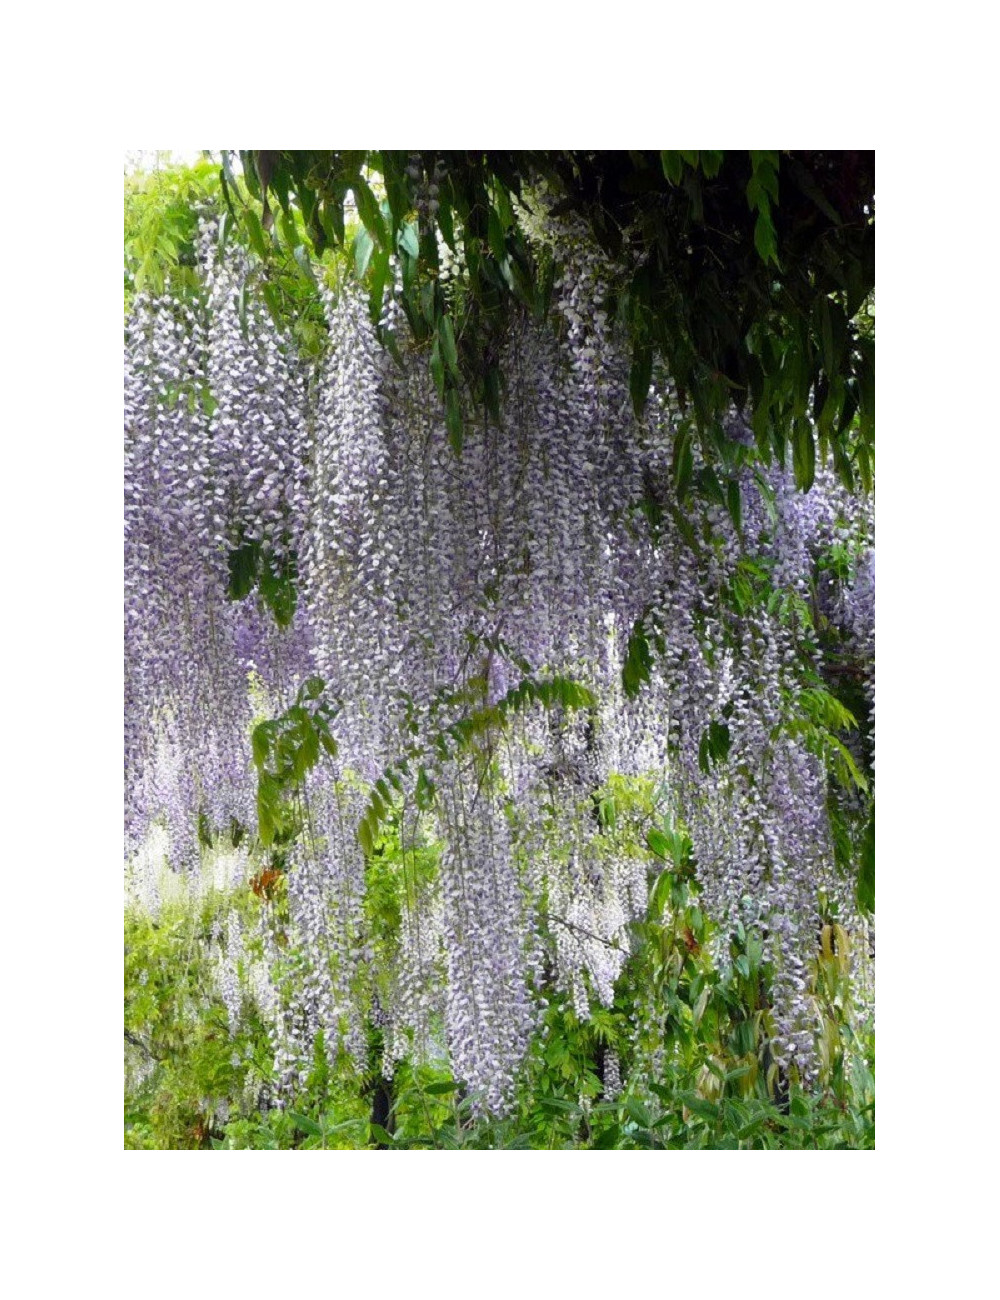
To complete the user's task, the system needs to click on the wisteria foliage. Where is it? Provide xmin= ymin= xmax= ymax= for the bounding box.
xmin=124 ymin=216 xmax=874 ymax=1111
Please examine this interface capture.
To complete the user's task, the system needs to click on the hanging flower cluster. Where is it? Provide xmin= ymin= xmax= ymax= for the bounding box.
xmin=124 ymin=212 xmax=874 ymax=1111
xmin=125 ymin=222 xmax=314 ymax=865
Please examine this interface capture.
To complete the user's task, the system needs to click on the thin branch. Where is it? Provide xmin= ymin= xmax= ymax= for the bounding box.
xmin=125 ymin=1029 xmax=160 ymax=1062
xmin=541 ymin=911 xmax=622 ymax=950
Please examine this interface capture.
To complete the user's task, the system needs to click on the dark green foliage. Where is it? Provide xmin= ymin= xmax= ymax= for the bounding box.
xmin=698 ymin=719 xmax=731 ymax=774
xmin=225 ymin=536 xmax=299 ymax=627
xmin=251 ymin=677 xmax=339 ymax=850
xmin=124 ymin=896 xmax=273 ymax=1150
xmin=356 ymin=669 xmax=595 ymax=853
xmin=217 ymin=150 xmax=874 ymax=494
xmin=623 ymin=616 xmax=657 ymax=698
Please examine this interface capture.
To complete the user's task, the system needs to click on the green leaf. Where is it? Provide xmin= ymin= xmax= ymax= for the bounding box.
xmin=368 ymin=248 xmax=390 ymax=326
xmin=647 ymin=828 xmax=670 ymax=859
xmin=354 ymin=226 xmax=373 ymax=280
xmin=488 ymin=206 xmax=507 ymax=263
xmin=660 ymin=151 xmax=683 ymax=185
xmin=623 ymin=618 xmax=654 ymax=698
xmin=792 ymin=420 xmax=816 ymax=491
xmin=673 ymin=425 xmax=694 ymax=500
xmin=700 ymin=151 xmax=724 ymax=179
xmin=257 ymin=792 xmax=275 ymax=848
xmin=438 ymin=313 xmax=459 ymax=377
xmin=251 ymin=726 xmax=270 ymax=770
xmin=753 ymin=208 xmax=778 ymax=266
xmin=415 ymin=767 xmax=435 ymax=810
xmin=244 ymin=208 xmax=268 ymax=259
xmin=696 ymin=466 xmax=725 ymax=507
xmin=424 ymin=1081 xmax=459 ymax=1096
xmin=287 ymin=1111 xmax=322 ymax=1138
xmin=398 ymin=222 xmax=419 ymax=259
xmin=680 ymin=1092 xmax=718 ymax=1121
xmin=227 ymin=538 xmax=258 ymax=601
xmin=352 ymin=174 xmax=387 ymax=247
xmin=625 ymin=1098 xmax=652 ymax=1128
xmin=430 ymin=338 xmax=445 ymax=401
xmin=446 ymin=388 xmax=463 ymax=455
xmin=799 ymin=687 xmax=857 ymax=731
xmin=699 ymin=720 xmax=731 ymax=771
xmin=749 ymin=152 xmax=779 ymax=202
xmin=280 ymin=211 xmax=299 ymax=252
xmin=418 ymin=280 xmax=435 ymax=328
xmin=259 ymin=559 xmax=297 ymax=627
xmin=649 ymin=869 xmax=673 ymax=919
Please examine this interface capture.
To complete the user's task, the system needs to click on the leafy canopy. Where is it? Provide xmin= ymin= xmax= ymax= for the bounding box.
xmin=217 ymin=150 xmax=874 ymax=493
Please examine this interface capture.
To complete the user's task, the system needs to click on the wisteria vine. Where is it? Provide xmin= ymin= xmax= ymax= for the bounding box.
xmin=124 ymin=210 xmax=874 ymax=1111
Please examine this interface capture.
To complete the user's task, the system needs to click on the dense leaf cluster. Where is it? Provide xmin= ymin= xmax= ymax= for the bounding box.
xmin=221 ymin=150 xmax=874 ymax=490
